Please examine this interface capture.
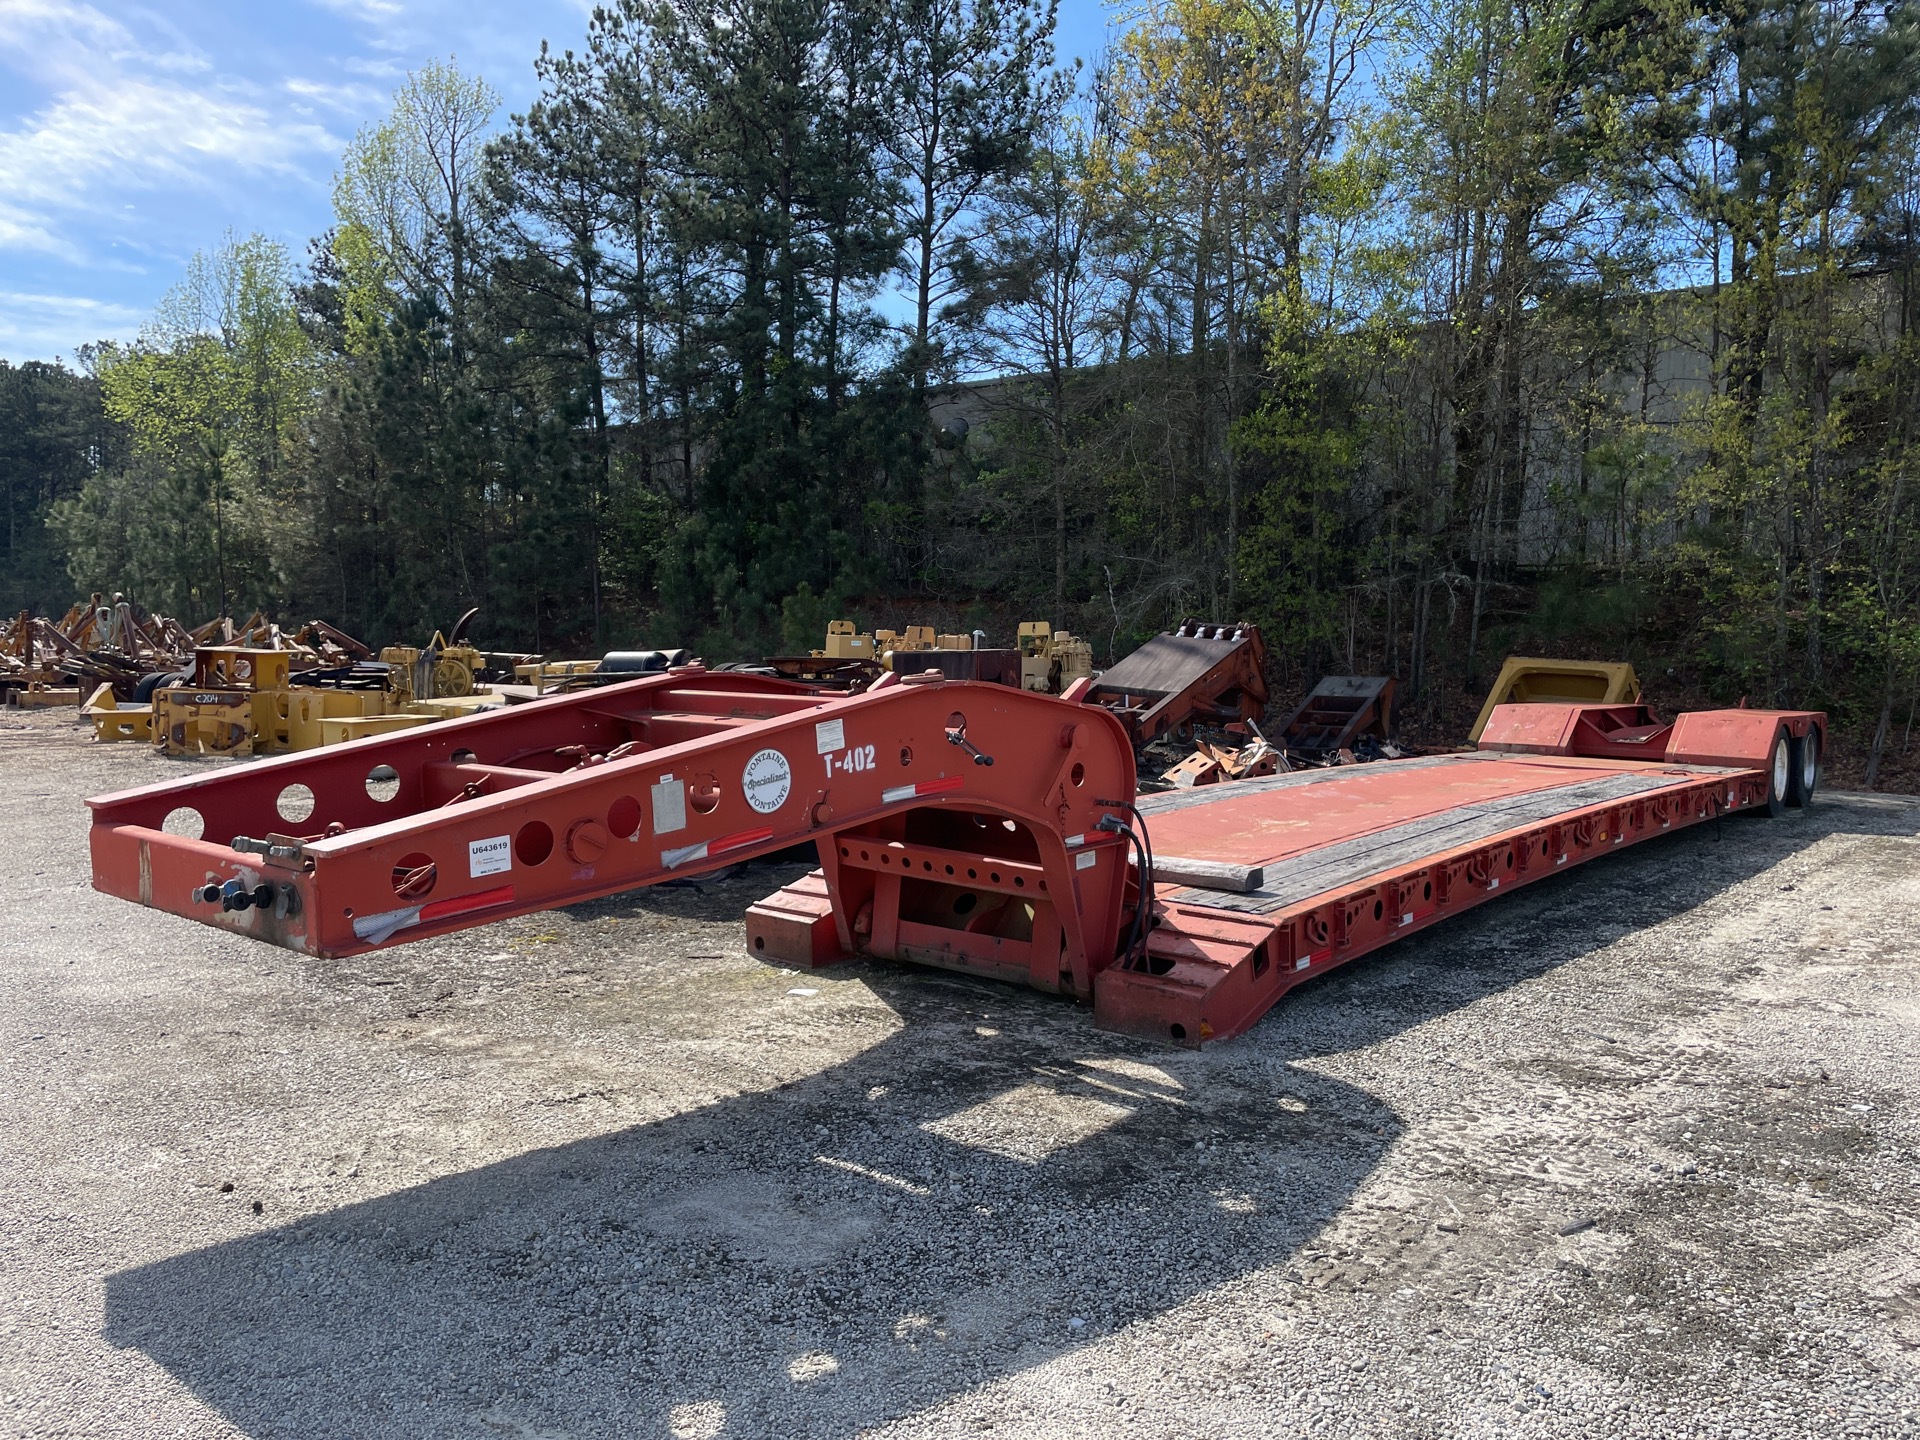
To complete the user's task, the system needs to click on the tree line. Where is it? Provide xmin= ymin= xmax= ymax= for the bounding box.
xmin=4 ymin=0 xmax=1918 ymax=780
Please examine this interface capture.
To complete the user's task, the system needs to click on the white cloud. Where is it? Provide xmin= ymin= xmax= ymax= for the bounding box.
xmin=0 ymin=82 xmax=340 ymax=209
xmin=284 ymin=76 xmax=389 ymax=116
xmin=0 ymin=289 xmax=145 ymax=361
xmin=0 ymin=0 xmax=208 ymax=78
xmin=0 ymin=1 xmax=343 ymax=264
xmin=0 ymin=0 xmax=585 ymax=359
xmin=0 ymin=202 xmax=67 ymax=257
xmin=306 ymin=0 xmax=406 ymax=19
xmin=0 ymin=0 xmax=126 ymax=56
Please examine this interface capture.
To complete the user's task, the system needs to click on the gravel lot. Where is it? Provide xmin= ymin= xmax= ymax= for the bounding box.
xmin=2 ymin=706 xmax=1917 ymax=1439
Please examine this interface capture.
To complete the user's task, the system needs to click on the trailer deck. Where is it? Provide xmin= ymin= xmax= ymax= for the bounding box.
xmin=85 ymin=667 xmax=1822 ymax=1046
xmin=1093 ymin=752 xmax=1772 ymax=1041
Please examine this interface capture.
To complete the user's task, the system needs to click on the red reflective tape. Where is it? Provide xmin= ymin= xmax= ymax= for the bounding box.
xmin=420 ymin=884 xmax=516 ymax=923
xmin=709 ymin=826 xmax=775 ymax=856
xmin=355 ymin=884 xmax=516 ymax=946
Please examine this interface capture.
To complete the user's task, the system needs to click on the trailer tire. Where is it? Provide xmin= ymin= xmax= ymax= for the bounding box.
xmin=1787 ymin=727 xmax=1821 ymax=808
xmin=1763 ymin=728 xmax=1791 ymax=818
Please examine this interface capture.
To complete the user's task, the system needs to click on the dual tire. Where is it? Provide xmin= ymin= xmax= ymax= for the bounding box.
xmin=1761 ymin=725 xmax=1821 ymax=816
xmin=1788 ymin=727 xmax=1820 ymax=808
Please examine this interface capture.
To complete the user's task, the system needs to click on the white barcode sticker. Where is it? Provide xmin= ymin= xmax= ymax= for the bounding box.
xmin=1075 ymin=851 xmax=1097 ymax=870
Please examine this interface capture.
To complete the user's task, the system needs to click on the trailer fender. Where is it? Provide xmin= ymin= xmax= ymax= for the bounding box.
xmin=1663 ymin=709 xmax=1824 ymax=772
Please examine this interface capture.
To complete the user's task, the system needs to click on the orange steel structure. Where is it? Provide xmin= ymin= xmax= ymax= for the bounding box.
xmin=86 ymin=667 xmax=1823 ymax=1046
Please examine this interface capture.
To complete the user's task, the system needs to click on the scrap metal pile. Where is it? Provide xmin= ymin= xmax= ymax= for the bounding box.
xmin=1155 ymin=667 xmax=1410 ymax=788
xmin=0 ymin=596 xmax=408 ymax=711
xmin=5 ymin=594 xmax=545 ymax=759
xmin=16 ymin=592 xmax=1513 ymax=790
xmin=1 ymin=596 xmax=202 ymax=707
xmin=758 ymin=618 xmax=1096 ymax=693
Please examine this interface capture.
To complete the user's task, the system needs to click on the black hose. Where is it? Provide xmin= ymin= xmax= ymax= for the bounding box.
xmin=1120 ymin=825 xmax=1149 ymax=965
xmin=1123 ymin=801 xmax=1158 ymax=902
xmin=1096 ymin=797 xmax=1159 ymax=968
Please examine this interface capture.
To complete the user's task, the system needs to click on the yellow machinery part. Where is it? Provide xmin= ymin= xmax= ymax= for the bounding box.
xmin=404 ymin=695 xmax=506 ymax=721
xmin=83 ymin=683 xmax=153 ymax=743
xmin=13 ymin=684 xmax=81 ymax=708
xmin=1015 ymin=621 xmax=1093 ymax=693
xmin=1054 ymin=634 xmax=1094 ymax=688
xmin=320 ymin=713 xmax=436 ymax=746
xmin=432 ymin=649 xmax=477 ymax=698
xmin=152 ymin=688 xmax=253 ymax=757
xmin=822 ymin=621 xmax=875 ymax=660
xmin=248 ymin=690 xmax=291 ymax=753
xmin=285 ymin=687 xmax=392 ymax=751
xmin=1468 ymin=656 xmax=1642 ymax=742
xmin=379 ymin=645 xmax=421 ymax=705
xmin=195 ymin=646 xmax=292 ymax=692
xmin=513 ymin=659 xmax=601 ymax=695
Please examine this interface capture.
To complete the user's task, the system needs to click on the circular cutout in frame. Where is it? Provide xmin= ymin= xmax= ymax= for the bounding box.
xmin=741 ymin=748 xmax=792 ymax=814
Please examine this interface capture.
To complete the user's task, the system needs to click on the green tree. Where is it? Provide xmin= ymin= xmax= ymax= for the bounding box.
xmin=0 ymin=356 xmax=121 ymax=616
xmin=54 ymin=234 xmax=315 ymax=618
xmin=952 ymin=108 xmax=1117 ymax=620
xmin=885 ymin=0 xmax=1068 ymax=399
xmin=1672 ymin=0 xmax=1920 ymax=700
xmin=333 ymin=60 xmax=502 ymax=350
xmin=637 ymin=0 xmax=918 ymax=645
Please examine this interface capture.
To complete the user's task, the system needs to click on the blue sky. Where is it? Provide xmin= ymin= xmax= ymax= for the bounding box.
xmin=0 ymin=0 xmax=1116 ymax=365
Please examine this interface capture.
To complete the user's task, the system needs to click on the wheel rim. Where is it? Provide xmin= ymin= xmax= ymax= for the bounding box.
xmin=1802 ymin=734 xmax=1819 ymax=790
xmin=1772 ymin=738 xmax=1790 ymax=798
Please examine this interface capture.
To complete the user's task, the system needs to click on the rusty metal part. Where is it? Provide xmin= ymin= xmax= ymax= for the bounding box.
xmin=1084 ymin=622 xmax=1269 ymax=748
xmin=1276 ymin=676 xmax=1396 ymax=762
xmin=1160 ymin=737 xmax=1283 ymax=789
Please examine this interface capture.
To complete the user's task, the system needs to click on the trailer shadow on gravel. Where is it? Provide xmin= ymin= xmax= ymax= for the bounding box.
xmin=99 ymin=801 xmax=1917 ymax=1440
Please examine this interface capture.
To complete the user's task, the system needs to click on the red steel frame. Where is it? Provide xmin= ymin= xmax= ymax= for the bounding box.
xmin=86 ymin=675 xmax=1822 ymax=1046
xmin=87 ymin=670 xmax=1137 ymax=997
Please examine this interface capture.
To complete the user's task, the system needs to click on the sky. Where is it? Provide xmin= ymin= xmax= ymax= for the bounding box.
xmin=0 ymin=0 xmax=1116 ymax=365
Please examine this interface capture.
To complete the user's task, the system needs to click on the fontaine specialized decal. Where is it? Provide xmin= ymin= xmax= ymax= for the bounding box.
xmin=742 ymin=747 xmax=793 ymax=813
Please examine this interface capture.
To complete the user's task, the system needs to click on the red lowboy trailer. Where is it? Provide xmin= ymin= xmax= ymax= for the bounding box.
xmin=85 ymin=666 xmax=1823 ymax=1046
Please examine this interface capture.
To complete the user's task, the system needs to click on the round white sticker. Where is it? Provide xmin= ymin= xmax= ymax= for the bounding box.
xmin=742 ymin=748 xmax=793 ymax=813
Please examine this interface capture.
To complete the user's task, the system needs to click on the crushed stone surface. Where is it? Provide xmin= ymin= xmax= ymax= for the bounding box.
xmin=1 ymin=707 xmax=1916 ymax=1438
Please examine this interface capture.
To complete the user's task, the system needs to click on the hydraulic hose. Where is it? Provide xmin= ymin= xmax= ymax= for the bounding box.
xmin=1096 ymin=798 xmax=1159 ymax=969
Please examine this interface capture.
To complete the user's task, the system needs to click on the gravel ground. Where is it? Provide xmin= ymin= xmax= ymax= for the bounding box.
xmin=2 ymin=706 xmax=1918 ymax=1440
